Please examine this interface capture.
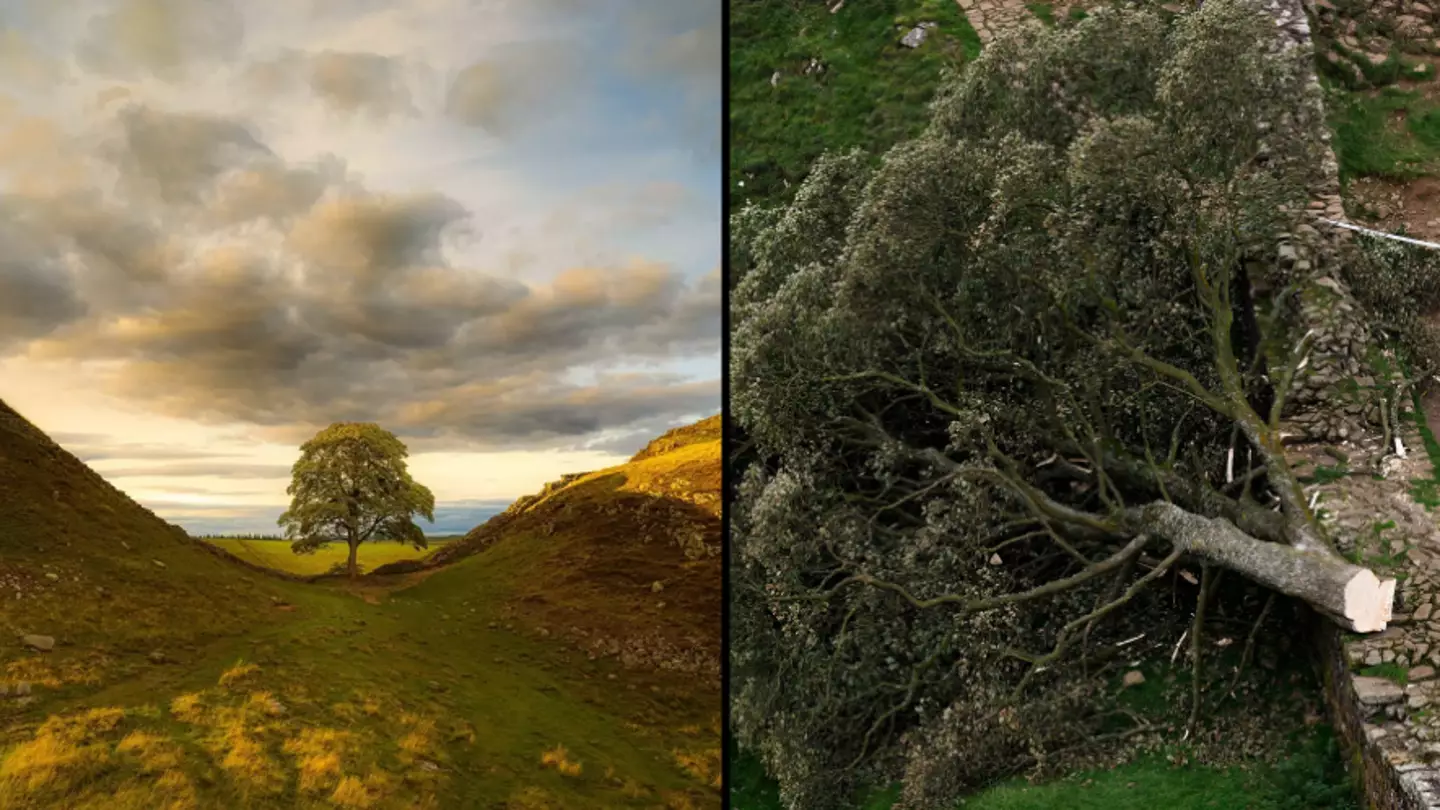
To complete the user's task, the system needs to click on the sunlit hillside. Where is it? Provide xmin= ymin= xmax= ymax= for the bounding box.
xmin=402 ymin=413 xmax=722 ymax=678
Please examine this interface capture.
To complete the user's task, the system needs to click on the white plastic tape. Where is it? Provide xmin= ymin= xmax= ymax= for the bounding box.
xmin=1317 ymin=217 xmax=1440 ymax=250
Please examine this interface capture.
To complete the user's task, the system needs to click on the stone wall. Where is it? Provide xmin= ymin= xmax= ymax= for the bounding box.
xmin=1263 ymin=0 xmax=1401 ymax=445
xmin=1296 ymin=429 xmax=1440 ymax=808
xmin=1317 ymin=616 xmax=1429 ymax=809
xmin=1271 ymin=0 xmax=1440 ymax=800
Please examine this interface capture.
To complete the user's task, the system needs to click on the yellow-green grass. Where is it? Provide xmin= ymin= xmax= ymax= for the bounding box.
xmin=0 ymin=401 xmax=721 ymax=809
xmin=3 ymin=559 xmax=719 ymax=809
xmin=203 ymin=538 xmax=455 ymax=577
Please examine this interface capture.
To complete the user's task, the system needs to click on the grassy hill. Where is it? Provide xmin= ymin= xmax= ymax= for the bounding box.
xmin=0 ymin=400 xmax=721 ymax=809
xmin=0 ymin=400 xmax=288 ymax=697
xmin=386 ymin=413 xmax=722 ymax=679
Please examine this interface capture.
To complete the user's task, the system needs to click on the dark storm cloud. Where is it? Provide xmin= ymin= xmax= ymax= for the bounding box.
xmin=0 ymin=258 xmax=85 ymax=345
xmin=0 ymin=210 xmax=87 ymax=346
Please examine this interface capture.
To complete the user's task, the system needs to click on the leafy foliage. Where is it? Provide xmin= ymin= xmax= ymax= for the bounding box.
xmin=278 ymin=422 xmax=435 ymax=578
xmin=729 ymin=3 xmax=1348 ymax=808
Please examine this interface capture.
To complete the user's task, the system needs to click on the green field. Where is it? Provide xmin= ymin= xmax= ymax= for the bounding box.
xmin=729 ymin=0 xmax=979 ymax=213
xmin=202 ymin=538 xmax=456 ymax=576
xmin=731 ymin=729 xmax=1354 ymax=810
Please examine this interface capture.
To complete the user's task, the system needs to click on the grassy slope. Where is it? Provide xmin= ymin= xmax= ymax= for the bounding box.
xmin=425 ymin=413 xmax=722 ymax=679
xmin=204 ymin=538 xmax=454 ymax=577
xmin=0 ymin=400 xmax=721 ymax=809
xmin=730 ymin=0 xmax=978 ymax=213
xmin=0 ymin=400 xmax=287 ymax=698
xmin=1326 ymin=84 xmax=1440 ymax=185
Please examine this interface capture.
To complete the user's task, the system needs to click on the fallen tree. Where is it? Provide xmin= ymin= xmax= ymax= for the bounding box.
xmin=729 ymin=2 xmax=1417 ymax=808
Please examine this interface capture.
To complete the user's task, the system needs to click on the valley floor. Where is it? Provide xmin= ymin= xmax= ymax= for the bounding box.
xmin=0 ymin=550 xmax=720 ymax=809
xmin=201 ymin=538 xmax=455 ymax=577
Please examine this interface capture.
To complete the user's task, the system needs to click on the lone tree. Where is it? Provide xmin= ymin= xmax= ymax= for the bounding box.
xmin=279 ymin=423 xmax=435 ymax=579
xmin=730 ymin=2 xmax=1440 ymax=808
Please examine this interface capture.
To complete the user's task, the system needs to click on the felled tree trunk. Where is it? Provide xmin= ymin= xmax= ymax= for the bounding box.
xmin=1134 ymin=501 xmax=1394 ymax=632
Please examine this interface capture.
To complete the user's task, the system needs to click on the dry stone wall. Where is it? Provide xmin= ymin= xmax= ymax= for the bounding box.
xmin=1297 ymin=424 xmax=1440 ymax=809
xmin=1262 ymin=0 xmax=1400 ymax=445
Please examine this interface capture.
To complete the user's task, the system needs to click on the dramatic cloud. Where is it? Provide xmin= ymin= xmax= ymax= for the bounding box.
xmin=110 ymin=104 xmax=272 ymax=205
xmin=12 ymin=95 xmax=718 ymax=444
xmin=207 ymin=155 xmax=344 ymax=226
xmin=0 ymin=216 xmax=86 ymax=347
xmin=0 ymin=0 xmax=718 ymax=533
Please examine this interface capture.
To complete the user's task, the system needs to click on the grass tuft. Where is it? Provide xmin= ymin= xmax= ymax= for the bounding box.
xmin=331 ymin=774 xmax=378 ymax=808
xmin=0 ymin=707 xmax=128 ymax=798
xmin=673 ymin=746 xmax=722 ymax=789
xmin=170 ymin=692 xmax=205 ymax=723
xmin=217 ymin=661 xmax=260 ymax=690
xmin=282 ymin=727 xmax=352 ymax=793
xmin=541 ymin=744 xmax=583 ymax=778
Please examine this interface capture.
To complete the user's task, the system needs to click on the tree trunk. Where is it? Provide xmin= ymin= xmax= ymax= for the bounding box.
xmin=1133 ymin=501 xmax=1394 ymax=633
xmin=347 ymin=539 xmax=359 ymax=579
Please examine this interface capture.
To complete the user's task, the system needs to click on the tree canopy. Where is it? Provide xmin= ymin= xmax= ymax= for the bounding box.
xmin=729 ymin=2 xmax=1440 ymax=808
xmin=278 ymin=422 xmax=435 ymax=579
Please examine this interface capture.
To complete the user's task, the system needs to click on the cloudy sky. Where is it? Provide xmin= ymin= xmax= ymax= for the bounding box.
xmin=0 ymin=0 xmax=721 ymax=535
